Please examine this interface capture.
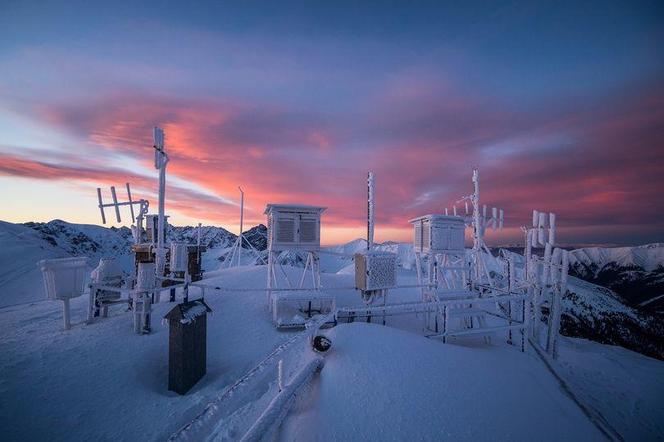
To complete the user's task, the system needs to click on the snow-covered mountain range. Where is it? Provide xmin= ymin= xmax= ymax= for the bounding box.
xmin=1 ymin=219 xmax=663 ymax=359
xmin=567 ymin=244 xmax=664 ymax=312
xmin=0 ymin=219 xmax=238 ymax=307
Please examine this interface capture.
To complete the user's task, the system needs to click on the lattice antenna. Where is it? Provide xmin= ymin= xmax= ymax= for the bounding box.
xmin=96 ymin=183 xmax=146 ymax=224
xmin=453 ymin=170 xmax=505 ymax=233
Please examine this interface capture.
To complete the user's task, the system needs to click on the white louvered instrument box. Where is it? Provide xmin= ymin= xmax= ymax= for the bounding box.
xmin=410 ymin=214 xmax=465 ymax=253
xmin=264 ymin=204 xmax=327 ymax=251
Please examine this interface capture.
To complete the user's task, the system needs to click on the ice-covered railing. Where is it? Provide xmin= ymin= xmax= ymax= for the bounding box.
xmin=167 ymin=315 xmax=330 ymax=441
xmin=240 ymin=357 xmax=324 ymax=442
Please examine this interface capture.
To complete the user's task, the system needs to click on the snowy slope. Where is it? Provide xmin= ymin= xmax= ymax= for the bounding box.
xmin=0 ymin=262 xmax=662 ymax=441
xmin=568 ymin=244 xmax=664 ymax=311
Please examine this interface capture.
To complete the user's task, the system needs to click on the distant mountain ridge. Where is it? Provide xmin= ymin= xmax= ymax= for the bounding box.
xmin=567 ymin=243 xmax=664 ymax=313
xmin=0 ymin=219 xmax=259 ymax=307
xmin=23 ymin=219 xmax=242 ymax=257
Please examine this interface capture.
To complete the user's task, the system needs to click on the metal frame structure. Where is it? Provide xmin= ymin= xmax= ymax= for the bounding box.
xmin=264 ymin=204 xmax=328 ymax=327
xmin=522 ymin=209 xmax=569 ymax=360
xmin=223 ymin=187 xmax=266 ymax=268
xmin=90 ymin=127 xmax=208 ymax=333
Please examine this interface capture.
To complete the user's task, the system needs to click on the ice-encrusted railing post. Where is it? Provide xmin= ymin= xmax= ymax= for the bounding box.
xmin=277 ymin=359 xmax=284 ymax=392
xmin=523 ymin=208 xmax=569 ymax=357
xmin=546 ymin=249 xmax=568 ymax=360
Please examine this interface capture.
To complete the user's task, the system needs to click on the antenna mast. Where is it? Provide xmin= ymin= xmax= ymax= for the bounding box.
xmin=153 ymin=127 xmax=169 ymax=277
xmin=238 ymin=186 xmax=244 ymax=264
xmin=367 ymin=171 xmax=375 ymax=250
xmin=223 ymin=186 xmax=265 ymax=267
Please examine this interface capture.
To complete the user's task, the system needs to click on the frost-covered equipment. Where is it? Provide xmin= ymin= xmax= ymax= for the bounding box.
xmin=38 ymin=257 xmax=88 ymax=330
xmin=356 ymin=171 xmax=397 ymax=305
xmin=145 ymin=214 xmax=170 ymax=245
xmin=413 ymin=169 xmax=515 ymax=346
xmin=88 ymin=257 xmax=126 ymax=320
xmin=265 ymin=204 xmax=325 ymax=251
xmin=410 ymin=215 xmax=469 ymax=332
xmin=355 ymin=251 xmax=398 ymax=292
xmin=89 ymin=127 xmax=206 ymax=333
xmin=133 ymin=262 xmax=156 ymax=333
xmin=168 ymin=242 xmax=198 ymax=303
xmin=522 ymin=209 xmax=569 ymax=359
xmin=170 ymin=243 xmax=189 ymax=273
xmin=411 ymin=215 xmax=465 ymax=254
xmin=271 ymin=291 xmax=335 ymax=329
xmin=411 ymin=214 xmax=468 ymax=296
xmin=265 ymin=204 xmax=327 ymax=328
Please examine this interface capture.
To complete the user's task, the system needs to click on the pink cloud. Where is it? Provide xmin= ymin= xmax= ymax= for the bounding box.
xmin=2 ymin=79 xmax=663 ymax=245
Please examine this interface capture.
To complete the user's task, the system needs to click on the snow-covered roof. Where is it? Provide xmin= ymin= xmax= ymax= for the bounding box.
xmin=264 ymin=204 xmax=327 ymax=215
xmin=164 ymin=299 xmax=212 ymax=324
xmin=408 ymin=214 xmax=465 ymax=224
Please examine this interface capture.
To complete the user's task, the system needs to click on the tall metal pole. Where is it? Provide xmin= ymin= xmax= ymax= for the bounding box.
xmin=153 ymin=127 xmax=169 ymax=291
xmin=367 ymin=171 xmax=375 ymax=250
xmin=471 ymin=168 xmax=482 ymax=286
xmin=238 ymin=186 xmax=244 ymax=266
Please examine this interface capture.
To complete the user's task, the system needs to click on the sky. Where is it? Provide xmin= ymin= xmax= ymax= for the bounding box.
xmin=0 ymin=0 xmax=662 ymax=246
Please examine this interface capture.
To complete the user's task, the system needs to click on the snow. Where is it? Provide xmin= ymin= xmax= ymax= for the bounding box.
xmin=179 ymin=302 xmax=210 ymax=324
xmin=280 ymin=323 xmax=602 ymax=441
xmin=0 ymin=267 xmax=300 ymax=441
xmin=1 ymin=228 xmax=663 ymax=441
xmin=557 ymin=337 xmax=664 ymax=440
